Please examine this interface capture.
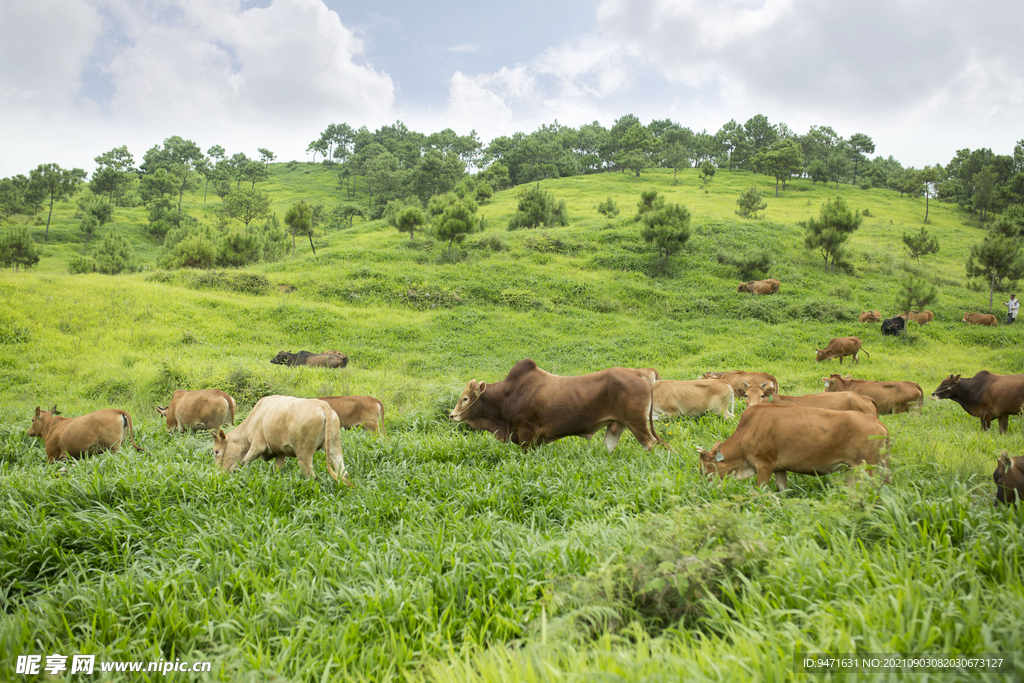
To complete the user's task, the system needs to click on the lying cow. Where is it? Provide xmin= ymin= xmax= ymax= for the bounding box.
xmin=157 ymin=389 xmax=236 ymax=432
xmin=698 ymin=404 xmax=889 ymax=490
xmin=213 ymin=395 xmax=349 ymax=484
xmin=963 ymin=312 xmax=998 ymax=327
xmin=899 ymin=310 xmax=933 ymax=325
xmin=881 ymin=316 xmax=905 ymax=336
xmin=702 ymin=371 xmax=778 ymax=398
xmin=650 ymin=379 xmax=735 ymax=420
xmin=994 ymin=451 xmax=1024 ymax=505
xmin=270 ymin=350 xmax=348 ymax=368
xmin=449 ymin=359 xmax=661 ymax=452
xmin=318 ymin=395 xmax=386 ymax=435
xmin=931 ymin=371 xmax=1024 ymax=433
xmin=815 ymin=336 xmax=868 ymax=364
xmin=28 ymin=406 xmax=141 ymax=462
xmin=744 ymin=383 xmax=878 ymax=417
xmin=737 ymin=279 xmax=780 ymax=295
xmin=859 ymin=310 xmax=881 ymax=323
xmin=822 ymin=374 xmax=923 ymax=414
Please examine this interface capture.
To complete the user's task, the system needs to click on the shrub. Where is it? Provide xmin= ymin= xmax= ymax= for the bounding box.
xmin=508 ymin=185 xmax=568 ymax=230
xmin=735 ymin=186 xmax=767 ymax=219
xmin=716 ymin=249 xmax=773 ymax=280
xmin=597 ymin=198 xmax=620 ymax=219
xmin=93 ymin=232 xmax=138 ymax=275
xmin=68 ymin=256 xmax=95 ymax=274
xmin=0 ymin=228 xmax=41 ymax=271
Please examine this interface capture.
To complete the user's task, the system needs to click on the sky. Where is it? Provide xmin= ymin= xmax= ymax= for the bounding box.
xmin=1 ymin=0 xmax=1022 ymax=178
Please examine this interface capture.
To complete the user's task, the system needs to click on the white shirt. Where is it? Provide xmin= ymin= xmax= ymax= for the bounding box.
xmin=1006 ymin=298 xmax=1020 ymax=317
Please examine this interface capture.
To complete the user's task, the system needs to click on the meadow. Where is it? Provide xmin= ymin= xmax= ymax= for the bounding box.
xmin=1 ymin=165 xmax=1022 ymax=682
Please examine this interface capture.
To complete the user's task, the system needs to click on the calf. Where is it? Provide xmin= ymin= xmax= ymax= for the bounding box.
xmin=822 ymin=374 xmax=924 ymax=414
xmin=651 ymin=379 xmax=735 ymax=420
xmin=744 ymin=384 xmax=878 ymax=417
xmin=881 ymin=316 xmax=905 ymax=336
xmin=318 ymin=395 xmax=386 ymax=435
xmin=859 ymin=310 xmax=881 ymax=323
xmin=931 ymin=371 xmax=1024 ymax=433
xmin=815 ymin=336 xmax=868 ymax=364
xmin=270 ymin=350 xmax=348 ymax=368
xmin=698 ymin=404 xmax=889 ymax=490
xmin=963 ymin=312 xmax=998 ymax=327
xmin=994 ymin=452 xmax=1024 ymax=505
xmin=28 ymin=406 xmax=141 ymax=462
xmin=157 ymin=389 xmax=236 ymax=432
xmin=702 ymin=371 xmax=778 ymax=398
xmin=737 ymin=279 xmax=780 ymax=295
xmin=899 ymin=310 xmax=933 ymax=325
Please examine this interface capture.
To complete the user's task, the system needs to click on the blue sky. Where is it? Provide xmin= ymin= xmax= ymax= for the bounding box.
xmin=1 ymin=0 xmax=1021 ymax=177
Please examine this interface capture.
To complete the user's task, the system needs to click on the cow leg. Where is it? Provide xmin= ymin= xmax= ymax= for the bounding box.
xmin=274 ymin=455 xmax=286 ymax=471
xmin=998 ymin=416 xmax=1010 ymax=434
xmin=981 ymin=417 xmax=992 ymax=431
xmin=852 ymin=352 xmax=859 ymax=363
xmin=604 ymin=423 xmax=624 ymax=452
xmin=774 ymin=471 xmax=788 ymax=491
xmin=297 ymin=450 xmax=316 ymax=479
xmin=755 ymin=465 xmax=773 ymax=487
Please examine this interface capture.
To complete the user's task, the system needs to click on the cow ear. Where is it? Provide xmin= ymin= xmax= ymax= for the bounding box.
xmin=696 ymin=447 xmax=709 ymax=459
xmin=34 ymin=406 xmax=41 ymax=417
xmin=743 ymin=381 xmax=749 ymax=388
xmin=50 ymin=405 xmax=59 ymax=414
xmin=476 ymin=381 xmax=487 ymax=395
xmin=156 ymin=406 xmax=167 ymax=416
xmin=999 ymin=451 xmax=1013 ymax=470
xmin=843 ymin=375 xmax=852 ymax=381
xmin=215 ymin=429 xmax=226 ymax=441
xmin=954 ymin=374 xmax=961 ymax=382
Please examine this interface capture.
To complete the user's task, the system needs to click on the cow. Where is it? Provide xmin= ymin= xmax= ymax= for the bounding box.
xmin=859 ymin=310 xmax=881 ymax=323
xmin=157 ymin=389 xmax=236 ymax=432
xmin=650 ymin=379 xmax=735 ymax=420
xmin=270 ymin=350 xmax=348 ymax=368
xmin=697 ymin=404 xmax=889 ymax=490
xmin=702 ymin=371 xmax=778 ymax=398
xmin=822 ymin=374 xmax=924 ymax=414
xmin=27 ymin=406 xmax=141 ymax=462
xmin=815 ymin=337 xmax=868 ymax=364
xmin=448 ymin=359 xmax=661 ymax=452
xmin=931 ymin=371 xmax=1024 ymax=433
xmin=737 ymin=279 xmax=780 ymax=295
xmin=744 ymin=383 xmax=878 ymax=417
xmin=318 ymin=395 xmax=386 ymax=435
xmin=963 ymin=312 xmax=999 ymax=327
xmin=881 ymin=316 xmax=905 ymax=336
xmin=213 ymin=395 xmax=349 ymax=484
xmin=994 ymin=451 xmax=1024 ymax=505
xmin=899 ymin=310 xmax=934 ymax=325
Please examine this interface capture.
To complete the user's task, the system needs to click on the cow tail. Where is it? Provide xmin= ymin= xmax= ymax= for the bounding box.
xmin=227 ymin=395 xmax=236 ymax=425
xmin=377 ymin=399 xmax=386 ymax=437
xmin=123 ymin=412 xmax=143 ymax=453
xmin=862 ymin=348 xmax=870 ymax=358
xmin=728 ymin=388 xmax=736 ymax=419
xmin=323 ymin=406 xmax=338 ymax=481
xmin=645 ymin=378 xmax=664 ymax=447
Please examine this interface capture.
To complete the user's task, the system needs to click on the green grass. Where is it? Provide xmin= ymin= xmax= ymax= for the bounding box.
xmin=1 ymin=165 xmax=1022 ymax=682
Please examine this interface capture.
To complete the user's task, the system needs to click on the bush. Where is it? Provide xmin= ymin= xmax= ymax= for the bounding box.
xmin=716 ymin=249 xmax=773 ymax=280
xmin=93 ymin=232 xmax=138 ymax=275
xmin=597 ymin=198 xmax=620 ymax=219
xmin=68 ymin=256 xmax=95 ymax=274
xmin=735 ymin=186 xmax=767 ymax=219
xmin=508 ymin=185 xmax=568 ymax=230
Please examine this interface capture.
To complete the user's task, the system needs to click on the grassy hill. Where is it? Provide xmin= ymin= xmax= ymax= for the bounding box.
xmin=1 ymin=166 xmax=1022 ymax=681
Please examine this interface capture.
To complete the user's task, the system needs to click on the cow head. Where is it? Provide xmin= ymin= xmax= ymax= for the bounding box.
xmin=931 ymin=374 xmax=961 ymax=400
xmin=814 ymin=348 xmax=827 ymax=362
xmin=27 ymin=406 xmax=61 ymax=437
xmin=994 ymin=451 xmax=1024 ymax=505
xmin=156 ymin=406 xmax=168 ymax=417
xmin=450 ymin=380 xmax=487 ymax=422
xmin=325 ymin=350 xmax=349 ymax=367
xmin=213 ymin=428 xmax=243 ymax=471
xmin=269 ymin=351 xmax=291 ymax=365
xmin=743 ymin=382 xmax=770 ymax=405
xmin=737 ymin=282 xmax=752 ymax=293
xmin=697 ymin=443 xmax=726 ymax=478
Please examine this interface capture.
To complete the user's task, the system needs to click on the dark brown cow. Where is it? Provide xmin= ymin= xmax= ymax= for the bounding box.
xmin=318 ymin=395 xmax=386 ymax=435
xmin=737 ymin=279 xmax=780 ymax=295
xmin=270 ymin=350 xmax=348 ymax=368
xmin=931 ymin=371 xmax=1024 ymax=433
xmin=697 ymin=404 xmax=889 ymax=490
xmin=963 ymin=312 xmax=998 ymax=327
xmin=449 ymin=359 xmax=661 ymax=451
xmin=815 ymin=336 xmax=868 ymax=364
xmin=27 ymin=406 xmax=141 ymax=462
xmin=744 ymin=384 xmax=878 ymax=417
xmin=702 ymin=371 xmax=778 ymax=398
xmin=899 ymin=310 xmax=934 ymax=325
xmin=994 ymin=451 xmax=1024 ymax=505
xmin=822 ymin=374 xmax=924 ymax=414
xmin=157 ymin=389 xmax=236 ymax=432
xmin=859 ymin=310 xmax=881 ymax=323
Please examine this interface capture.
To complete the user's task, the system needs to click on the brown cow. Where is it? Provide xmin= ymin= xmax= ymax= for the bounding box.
xmin=318 ymin=395 xmax=386 ymax=435
xmin=815 ymin=337 xmax=868 ymax=364
xmin=931 ymin=371 xmax=1024 ymax=433
xmin=651 ymin=379 xmax=735 ymax=420
xmin=157 ymin=389 xmax=236 ymax=432
xmin=994 ymin=451 xmax=1024 ymax=505
xmin=28 ymin=406 xmax=141 ymax=462
xmin=737 ymin=279 xmax=780 ymax=295
xmin=899 ymin=310 xmax=934 ymax=325
xmin=859 ymin=310 xmax=881 ymax=323
xmin=702 ymin=371 xmax=778 ymax=398
xmin=822 ymin=374 xmax=924 ymax=414
xmin=214 ymin=395 xmax=349 ymax=483
xmin=697 ymin=404 xmax=889 ymax=490
xmin=963 ymin=312 xmax=999 ymax=327
xmin=449 ymin=359 xmax=661 ymax=452
xmin=270 ymin=350 xmax=348 ymax=368
xmin=744 ymin=384 xmax=878 ymax=417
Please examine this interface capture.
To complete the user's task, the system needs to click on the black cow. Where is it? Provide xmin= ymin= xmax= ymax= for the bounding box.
xmin=270 ymin=350 xmax=348 ymax=368
xmin=881 ymin=316 xmax=905 ymax=336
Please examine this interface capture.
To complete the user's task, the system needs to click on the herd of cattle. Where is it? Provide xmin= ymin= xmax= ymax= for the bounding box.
xmin=21 ymin=341 xmax=1024 ymax=504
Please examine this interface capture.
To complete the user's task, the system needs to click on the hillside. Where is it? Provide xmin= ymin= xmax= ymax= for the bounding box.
xmin=1 ymin=166 xmax=1023 ymax=682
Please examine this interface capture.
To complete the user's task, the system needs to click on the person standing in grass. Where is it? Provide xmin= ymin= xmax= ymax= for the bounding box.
xmin=1005 ymin=294 xmax=1020 ymax=325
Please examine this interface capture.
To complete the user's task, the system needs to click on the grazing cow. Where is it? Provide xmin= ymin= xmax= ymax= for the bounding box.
xmin=270 ymin=350 xmax=348 ymax=368
xmin=931 ymin=371 xmax=1024 ymax=433
xmin=859 ymin=310 xmax=881 ymax=323
xmin=899 ymin=310 xmax=934 ymax=325
xmin=449 ymin=359 xmax=661 ymax=452
xmin=697 ymin=404 xmax=889 ymax=490
xmin=737 ymin=279 xmax=780 ymax=295
xmin=881 ymin=316 xmax=906 ymax=336
xmin=815 ymin=336 xmax=868 ymax=364
xmin=651 ymin=379 xmax=735 ymax=420
xmin=822 ymin=374 xmax=924 ymax=414
xmin=157 ymin=389 xmax=236 ymax=432
xmin=213 ymin=395 xmax=349 ymax=484
xmin=744 ymin=383 xmax=878 ymax=417
xmin=963 ymin=312 xmax=999 ymax=327
xmin=318 ymin=395 xmax=386 ymax=435
xmin=702 ymin=371 xmax=778 ymax=398
xmin=27 ymin=406 xmax=141 ymax=462
xmin=994 ymin=451 xmax=1024 ymax=505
